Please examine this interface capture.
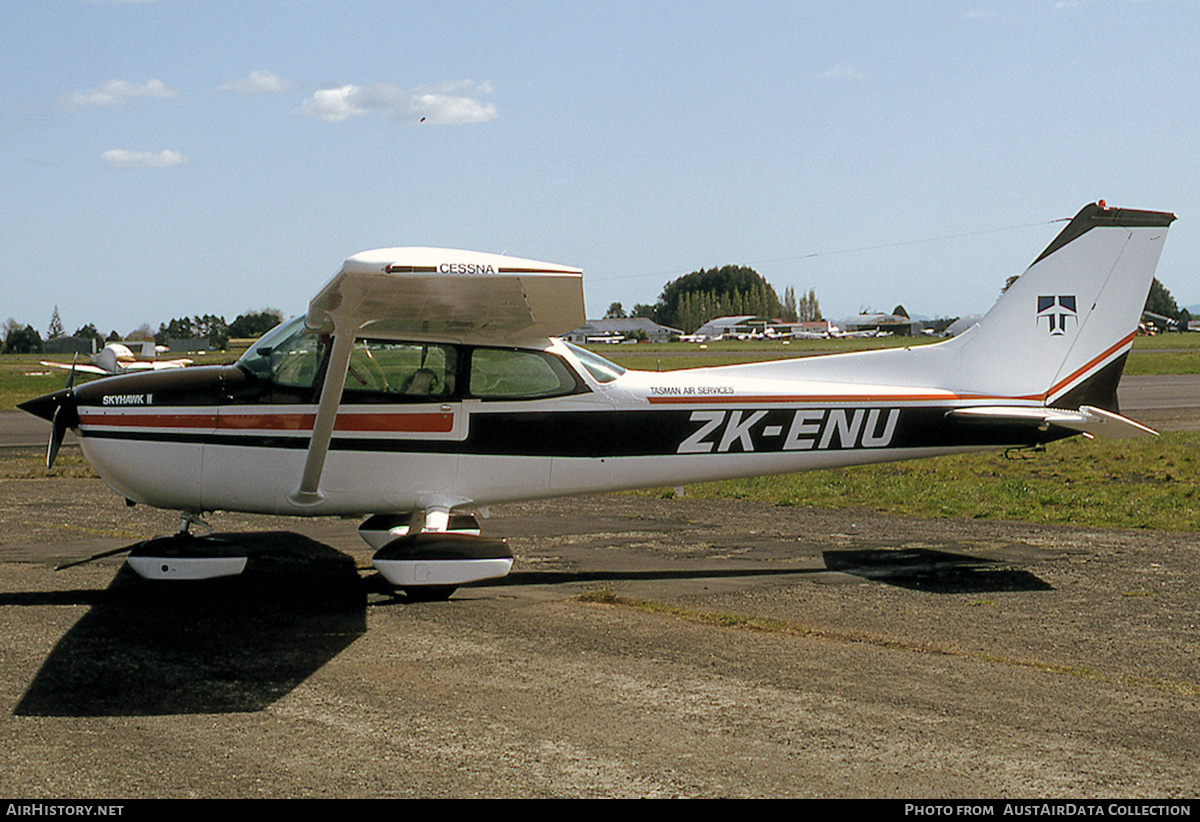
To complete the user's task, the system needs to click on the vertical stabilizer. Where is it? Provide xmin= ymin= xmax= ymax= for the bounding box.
xmin=693 ymin=203 xmax=1174 ymax=412
xmin=957 ymin=203 xmax=1174 ymax=409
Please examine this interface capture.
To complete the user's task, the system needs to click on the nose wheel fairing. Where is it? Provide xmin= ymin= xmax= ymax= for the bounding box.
xmin=125 ymin=534 xmax=249 ymax=581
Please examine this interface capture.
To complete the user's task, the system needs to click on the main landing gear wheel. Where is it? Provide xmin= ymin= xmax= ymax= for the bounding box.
xmin=370 ymin=531 xmax=513 ymax=596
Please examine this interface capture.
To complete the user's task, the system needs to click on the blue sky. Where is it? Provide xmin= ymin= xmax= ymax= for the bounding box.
xmin=4 ymin=0 xmax=1198 ymax=337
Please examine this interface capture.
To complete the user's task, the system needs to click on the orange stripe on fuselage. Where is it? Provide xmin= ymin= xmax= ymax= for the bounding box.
xmin=646 ymin=392 xmax=987 ymax=405
xmin=78 ymin=411 xmax=454 ymax=434
xmin=78 ymin=412 xmax=218 ymax=428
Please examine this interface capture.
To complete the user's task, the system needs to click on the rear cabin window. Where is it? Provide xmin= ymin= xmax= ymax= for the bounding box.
xmin=468 ymin=348 xmax=581 ymax=399
xmin=564 ymin=342 xmax=625 ymax=383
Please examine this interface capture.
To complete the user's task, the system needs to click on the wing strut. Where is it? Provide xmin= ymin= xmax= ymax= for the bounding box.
xmin=289 ymin=313 xmax=367 ymax=506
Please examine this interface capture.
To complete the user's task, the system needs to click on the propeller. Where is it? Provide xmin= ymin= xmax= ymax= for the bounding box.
xmin=45 ymin=354 xmax=79 ymax=470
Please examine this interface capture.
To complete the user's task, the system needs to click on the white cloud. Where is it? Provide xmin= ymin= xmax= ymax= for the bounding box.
xmin=100 ymin=149 xmax=190 ymax=169
xmin=62 ymin=79 xmax=179 ymax=110
xmin=297 ymin=84 xmax=394 ymax=122
xmin=821 ymin=63 xmax=865 ymax=80
xmin=221 ymin=70 xmax=293 ymax=94
xmin=297 ymin=80 xmax=497 ymax=125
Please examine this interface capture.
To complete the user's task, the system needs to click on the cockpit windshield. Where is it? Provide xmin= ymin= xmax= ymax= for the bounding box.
xmin=238 ymin=316 xmax=324 ymax=387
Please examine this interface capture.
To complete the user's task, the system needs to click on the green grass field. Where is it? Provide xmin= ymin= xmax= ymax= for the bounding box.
xmin=0 ymin=348 xmax=245 ymax=412
xmin=628 ymin=432 xmax=1200 ymax=532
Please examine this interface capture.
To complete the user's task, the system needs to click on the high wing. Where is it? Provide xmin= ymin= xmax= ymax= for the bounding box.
xmin=304 ymin=247 xmax=584 ymax=344
xmin=41 ymin=361 xmax=110 ymax=375
xmin=291 ymin=248 xmax=585 ymax=508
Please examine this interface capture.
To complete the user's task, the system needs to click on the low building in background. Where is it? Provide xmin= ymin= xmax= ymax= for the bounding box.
xmin=563 ymin=317 xmax=682 ymax=344
xmin=42 ymin=336 xmax=97 ymax=356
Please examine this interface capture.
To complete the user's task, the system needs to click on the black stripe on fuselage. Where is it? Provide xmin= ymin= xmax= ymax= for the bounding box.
xmin=76 ymin=406 xmax=1070 ymax=457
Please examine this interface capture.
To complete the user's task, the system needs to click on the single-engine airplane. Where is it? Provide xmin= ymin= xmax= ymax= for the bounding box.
xmin=42 ymin=342 xmax=193 ymax=375
xmin=19 ymin=202 xmax=1175 ymax=597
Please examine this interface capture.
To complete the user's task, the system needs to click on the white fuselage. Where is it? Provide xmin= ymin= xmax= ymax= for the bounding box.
xmin=75 ymin=346 xmax=1035 ymax=518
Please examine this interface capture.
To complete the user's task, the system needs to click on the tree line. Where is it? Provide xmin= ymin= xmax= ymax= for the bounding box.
xmin=1 ymin=308 xmax=284 ymax=355
xmin=4 ymin=273 xmax=1193 ymax=354
xmin=605 ymin=265 xmax=823 ymax=335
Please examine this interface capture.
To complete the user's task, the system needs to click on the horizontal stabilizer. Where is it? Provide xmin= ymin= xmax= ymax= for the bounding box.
xmin=948 ymin=405 xmax=1157 ymax=439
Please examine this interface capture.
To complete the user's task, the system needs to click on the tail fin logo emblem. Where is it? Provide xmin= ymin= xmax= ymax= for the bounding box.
xmin=1038 ymin=295 xmax=1077 ymax=335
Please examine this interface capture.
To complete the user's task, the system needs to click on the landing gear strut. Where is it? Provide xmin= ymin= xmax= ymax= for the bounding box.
xmin=178 ymin=511 xmax=213 ymax=537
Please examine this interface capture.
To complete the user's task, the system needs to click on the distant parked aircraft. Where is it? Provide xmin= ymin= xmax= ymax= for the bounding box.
xmin=43 ymin=342 xmax=193 ymax=375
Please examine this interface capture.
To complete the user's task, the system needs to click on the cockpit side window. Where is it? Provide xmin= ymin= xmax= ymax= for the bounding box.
xmin=343 ymin=340 xmax=457 ymax=401
xmin=239 ymin=321 xmax=582 ymax=403
xmin=238 ymin=320 xmax=459 ymax=403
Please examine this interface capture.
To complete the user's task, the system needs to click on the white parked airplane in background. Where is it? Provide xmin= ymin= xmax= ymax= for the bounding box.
xmin=43 ymin=342 xmax=193 ymax=375
xmin=20 ymin=202 xmax=1174 ymax=597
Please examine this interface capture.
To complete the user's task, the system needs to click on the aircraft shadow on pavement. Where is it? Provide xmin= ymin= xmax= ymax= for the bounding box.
xmin=494 ymin=544 xmax=1050 ymax=594
xmin=822 ymin=547 xmax=1052 ymax=593
xmin=13 ymin=532 xmax=366 ymax=718
xmin=498 ymin=567 xmax=815 ymax=586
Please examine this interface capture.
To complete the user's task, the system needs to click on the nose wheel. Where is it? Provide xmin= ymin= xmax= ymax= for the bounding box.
xmin=125 ymin=511 xmax=246 ymax=581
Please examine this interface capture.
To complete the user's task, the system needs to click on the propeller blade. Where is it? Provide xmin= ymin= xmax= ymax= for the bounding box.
xmin=47 ymin=404 xmax=66 ymax=470
xmin=45 ymin=359 xmax=79 ymax=470
xmin=65 ymin=353 xmax=78 ymax=391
